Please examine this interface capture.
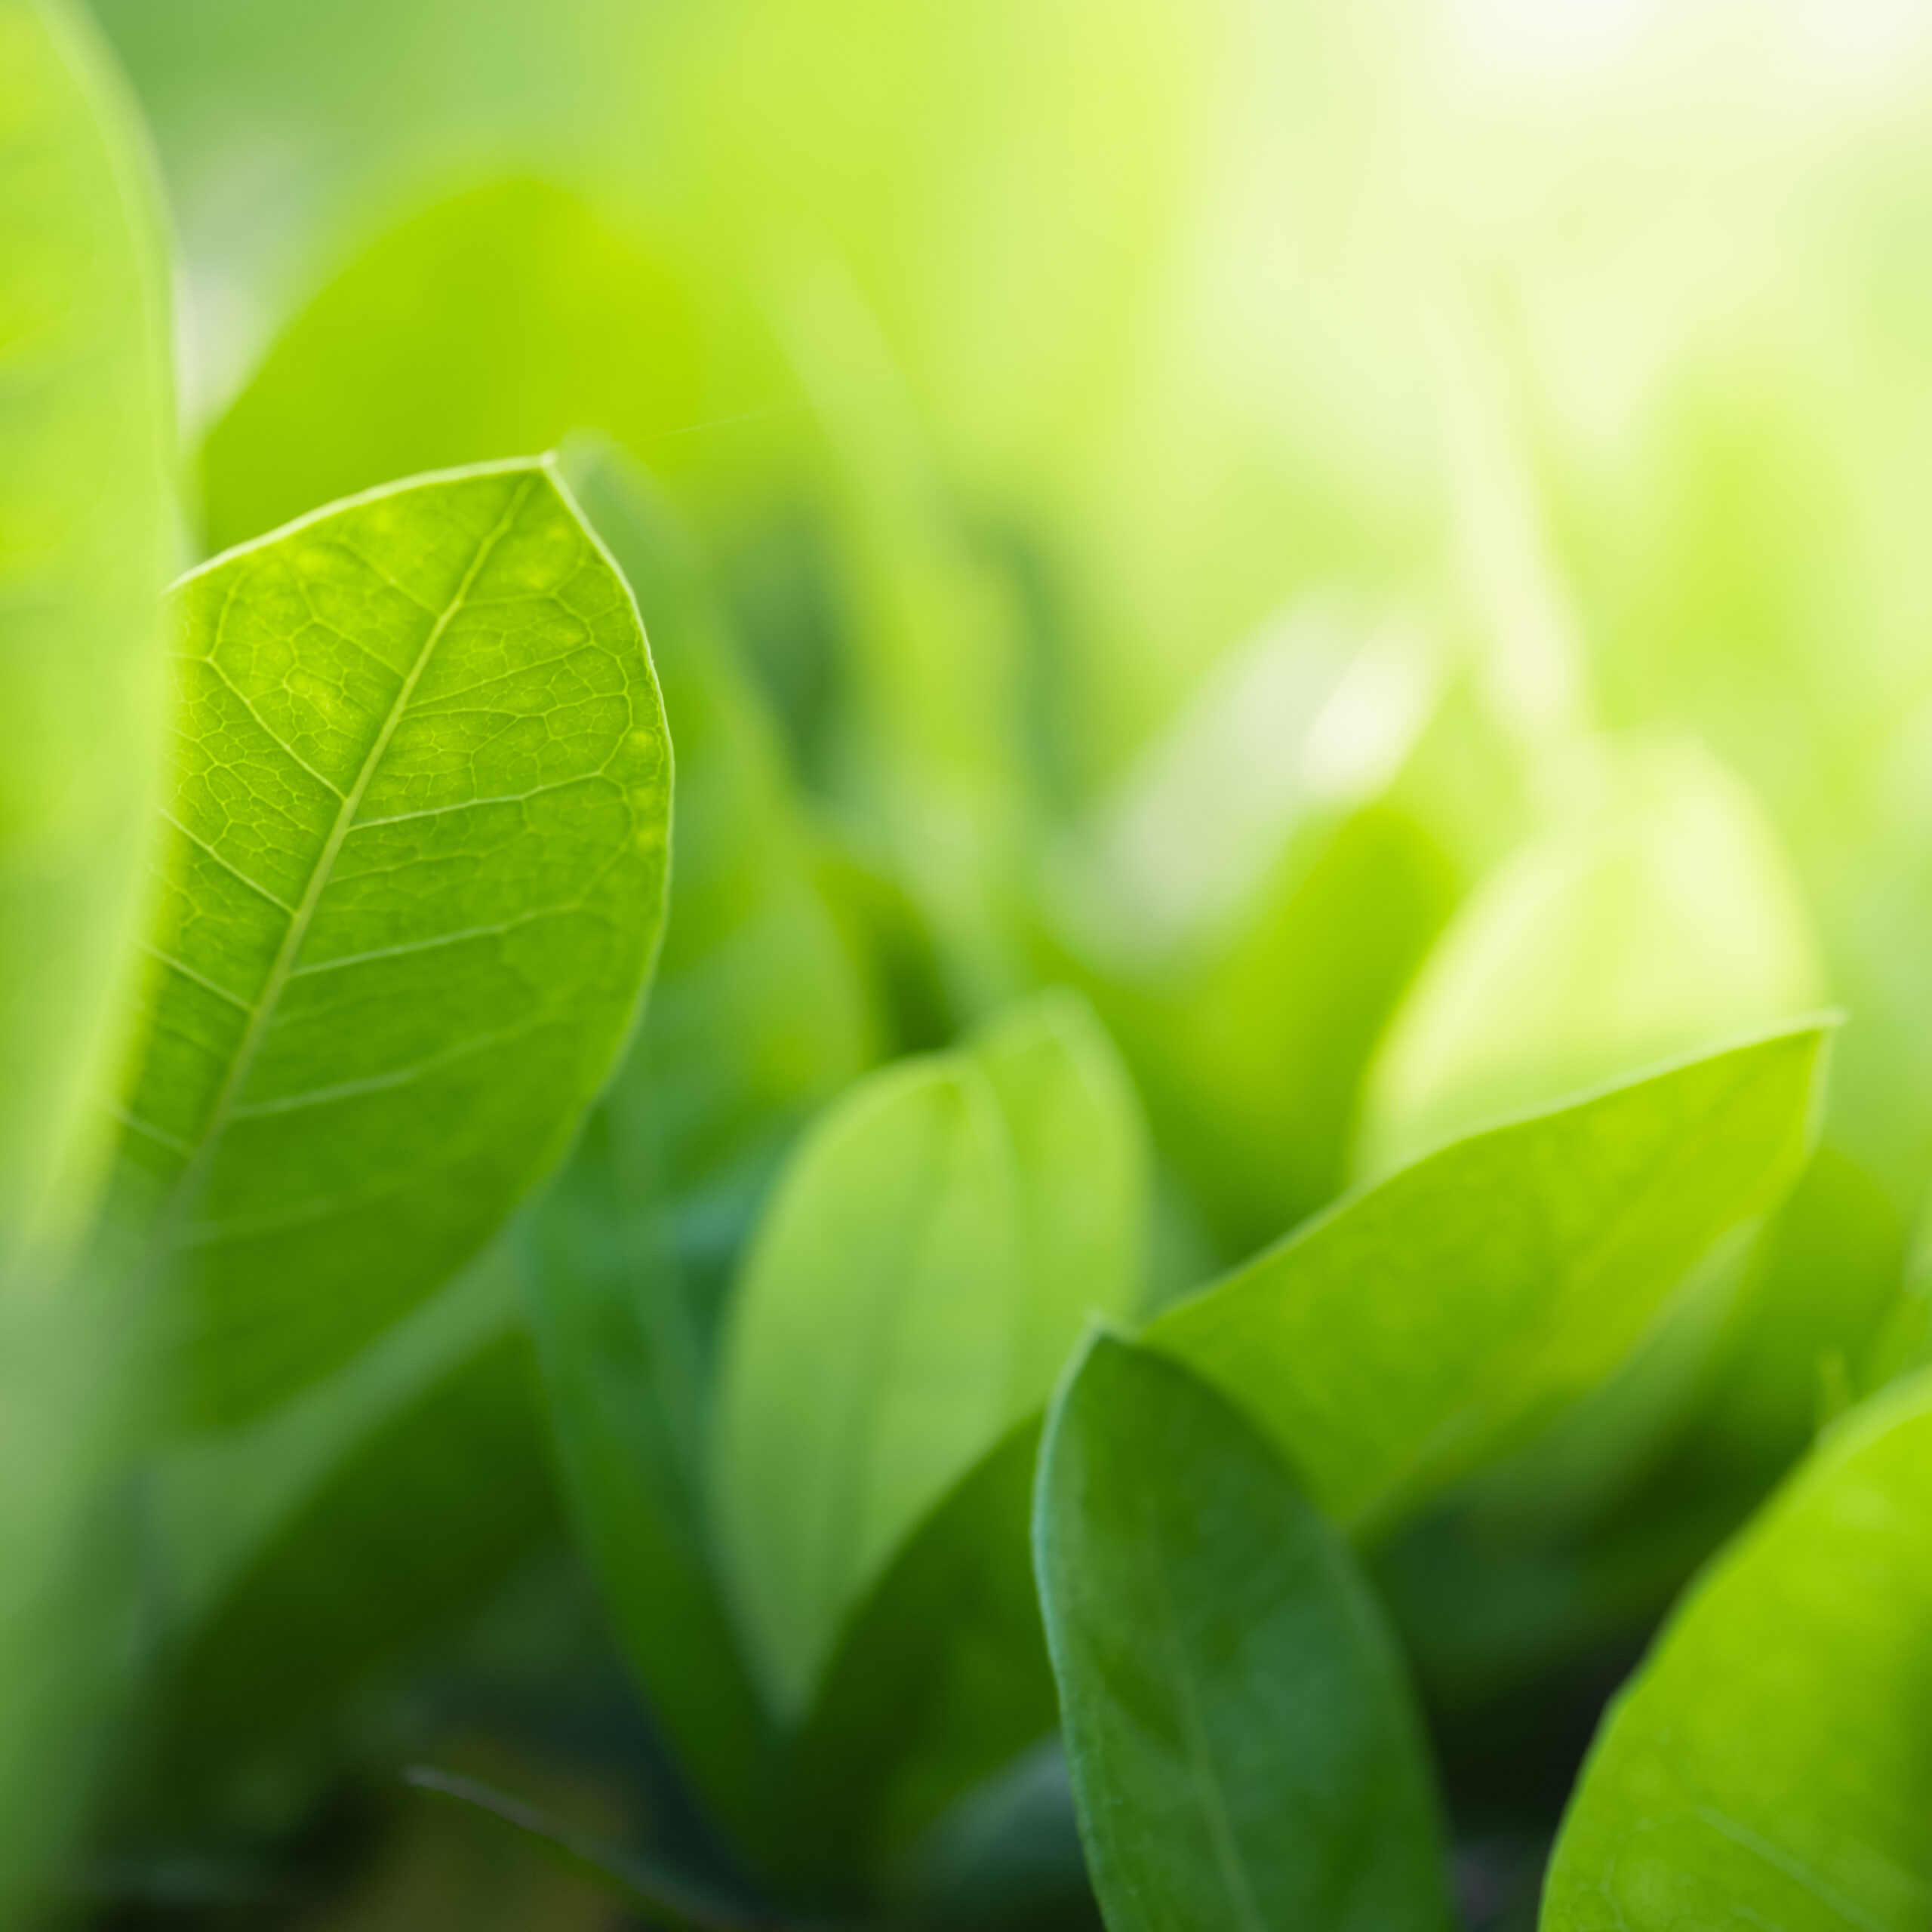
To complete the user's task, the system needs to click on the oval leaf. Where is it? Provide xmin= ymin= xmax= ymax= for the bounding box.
xmin=115 ymin=458 xmax=671 ymax=1423
xmin=1035 ymin=1334 xmax=1454 ymax=1932
xmin=1542 ymin=1369 xmax=1932 ymax=1931
xmin=711 ymin=989 xmax=1145 ymax=1715
xmin=1150 ymin=1025 xmax=1829 ymax=1531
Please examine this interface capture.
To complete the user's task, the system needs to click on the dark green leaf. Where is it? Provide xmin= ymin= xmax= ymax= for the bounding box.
xmin=778 ymin=1419 xmax=1055 ymax=1895
xmin=521 ymin=1108 xmax=772 ymax=1845
xmin=1035 ymin=1334 xmax=1453 ymax=1932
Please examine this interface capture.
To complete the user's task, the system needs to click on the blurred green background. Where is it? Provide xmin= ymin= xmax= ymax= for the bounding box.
xmin=62 ymin=0 xmax=1932 ymax=1924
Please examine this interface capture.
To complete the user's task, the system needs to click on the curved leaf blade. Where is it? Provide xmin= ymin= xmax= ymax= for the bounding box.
xmin=779 ymin=1417 xmax=1055 ymax=1894
xmin=712 ymin=1057 xmax=1024 ymax=1715
xmin=115 ymin=458 xmax=671 ymax=1423
xmin=1035 ymin=1334 xmax=1453 ymax=1932
xmin=0 ymin=0 xmax=173 ymax=1912
xmin=711 ymin=991 xmax=1145 ymax=1716
xmin=1542 ymin=1369 xmax=1932 ymax=1931
xmin=1149 ymin=1025 xmax=1830 ymax=1531
xmin=0 ymin=0 xmax=172 ymax=1252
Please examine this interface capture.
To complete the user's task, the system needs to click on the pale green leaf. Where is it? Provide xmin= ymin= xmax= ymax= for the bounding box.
xmin=114 ymin=459 xmax=671 ymax=1424
xmin=0 ymin=0 xmax=173 ymax=1913
xmin=197 ymin=180 xmax=717 ymax=554
xmin=712 ymin=1057 xmax=1023 ymax=1717
xmin=1149 ymin=1026 xmax=1829 ymax=1531
xmin=0 ymin=0 xmax=171 ymax=1255
xmin=711 ymin=989 xmax=1144 ymax=1715
xmin=1541 ymin=1369 xmax=1932 ymax=1932
xmin=1035 ymin=1334 xmax=1453 ymax=1932
xmin=1361 ymin=734 xmax=1822 ymax=1175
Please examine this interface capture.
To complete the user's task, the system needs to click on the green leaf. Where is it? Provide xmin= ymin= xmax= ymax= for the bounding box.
xmin=1361 ymin=735 xmax=1822 ymax=1175
xmin=1541 ymin=1368 xmax=1932 ymax=1932
xmin=966 ymin=990 xmax=1148 ymax=1397
xmin=114 ymin=458 xmax=671 ymax=1424
xmin=557 ymin=443 xmax=878 ymax=1285
xmin=1035 ymin=1334 xmax=1453 ymax=1932
xmin=1057 ymin=802 xmax=1455 ymax=1262
xmin=0 ymin=0 xmax=173 ymax=1913
xmin=404 ymin=1767 xmax=789 ymax=1932
xmin=0 ymin=0 xmax=172 ymax=1256
xmin=153 ymin=1241 xmax=522 ymax=1636
xmin=711 ymin=990 xmax=1144 ymax=1715
xmin=198 ymin=180 xmax=719 ymax=555
xmin=712 ymin=1057 xmax=1021 ymax=1719
xmin=519 ymin=446 xmax=876 ymax=1844
xmin=1149 ymin=1024 xmax=1830 ymax=1531
xmin=520 ymin=1104 xmax=773 ymax=1846
xmin=777 ymin=1418 xmax=1056 ymax=1894
xmin=139 ymin=1329 xmax=559 ymax=1823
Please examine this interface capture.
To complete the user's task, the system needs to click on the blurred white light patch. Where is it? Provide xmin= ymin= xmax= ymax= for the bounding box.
xmin=1044 ymin=601 xmax=1444 ymax=974
xmin=1447 ymin=0 xmax=1654 ymax=82
xmin=1789 ymin=0 xmax=1930 ymax=100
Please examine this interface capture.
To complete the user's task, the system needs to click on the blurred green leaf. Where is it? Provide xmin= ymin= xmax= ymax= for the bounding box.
xmin=1057 ymin=802 xmax=1454 ymax=1261
xmin=0 ymin=0 xmax=172 ymax=1255
xmin=519 ymin=446 xmax=878 ymax=1847
xmin=138 ymin=1330 xmax=559 ymax=1829
xmin=0 ymin=0 xmax=174 ymax=1913
xmin=558 ymin=444 xmax=877 ymax=1291
xmin=155 ymin=1241 xmax=522 ymax=1635
xmin=113 ymin=460 xmax=670 ymax=1424
xmin=777 ymin=1419 xmax=1054 ymax=1897
xmin=712 ymin=992 xmax=1143 ymax=1715
xmin=1361 ymin=734 xmax=1823 ymax=1176
xmin=197 ymin=180 xmax=736 ymax=555
xmin=1035 ymin=1334 xmax=1453 ymax=1932
xmin=521 ymin=1107 xmax=772 ymax=1849
xmin=405 ymin=1767 xmax=775 ymax=1932
xmin=1542 ymin=1369 xmax=1932 ymax=1931
xmin=1038 ymin=605 xmax=1455 ymax=1257
xmin=1379 ymin=1149 xmax=1908 ymax=1712
xmin=1150 ymin=1025 xmax=1830 ymax=1532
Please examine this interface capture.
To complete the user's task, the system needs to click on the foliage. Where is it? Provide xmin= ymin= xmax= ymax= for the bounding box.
xmin=4 ymin=2 xmax=1932 ymax=1928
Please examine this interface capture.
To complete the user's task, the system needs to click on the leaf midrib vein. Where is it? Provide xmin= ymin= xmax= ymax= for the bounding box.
xmin=138 ymin=476 xmax=538 ymax=1282
xmin=1139 ymin=1491 xmax=1269 ymax=1932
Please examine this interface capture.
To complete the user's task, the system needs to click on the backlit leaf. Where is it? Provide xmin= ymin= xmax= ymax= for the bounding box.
xmin=1150 ymin=1026 xmax=1829 ymax=1531
xmin=115 ymin=459 xmax=671 ymax=1424
xmin=1541 ymin=1369 xmax=1932 ymax=1932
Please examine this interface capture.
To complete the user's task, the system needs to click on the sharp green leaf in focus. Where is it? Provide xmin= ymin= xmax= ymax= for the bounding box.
xmin=1150 ymin=1025 xmax=1829 ymax=1531
xmin=712 ymin=990 xmax=1145 ymax=1715
xmin=115 ymin=459 xmax=671 ymax=1424
xmin=1541 ymin=1369 xmax=1932 ymax=1931
xmin=0 ymin=0 xmax=174 ymax=1915
xmin=1035 ymin=1334 xmax=1454 ymax=1932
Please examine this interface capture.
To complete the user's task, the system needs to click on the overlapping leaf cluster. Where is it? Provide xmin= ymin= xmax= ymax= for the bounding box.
xmin=6 ymin=2 xmax=1932 ymax=1929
